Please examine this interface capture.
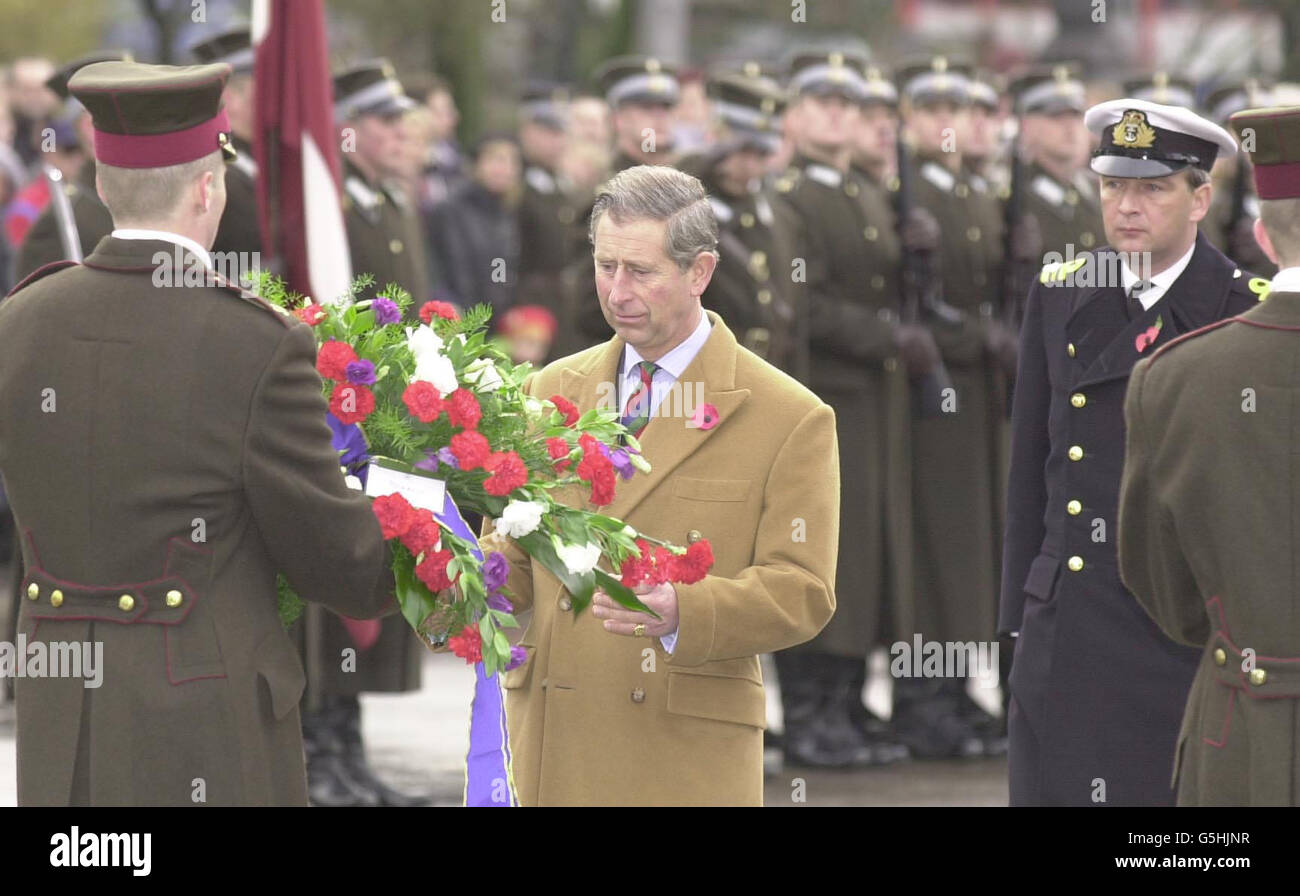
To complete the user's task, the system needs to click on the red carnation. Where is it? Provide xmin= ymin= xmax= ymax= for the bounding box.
xmin=446 ymin=388 xmax=483 ymax=430
xmin=671 ymin=539 xmax=714 ymax=585
xmin=330 ymin=384 xmax=375 ymax=425
xmin=403 ymin=381 xmax=445 ymax=423
xmin=647 ymin=546 xmax=677 ymax=585
xmin=448 ymin=625 xmax=483 ymax=664
xmin=450 ymin=430 xmax=492 ymax=471
xmin=316 ymin=340 xmax=358 ymax=382
xmin=620 ymin=540 xmax=654 ymax=587
xmin=371 ymin=493 xmax=416 ymax=540
xmin=401 ymin=508 xmax=442 ymax=556
xmin=549 ymin=394 xmax=580 ymax=427
xmin=419 ymin=301 xmax=459 ymax=324
xmin=295 ymin=303 xmax=327 ymax=326
xmin=576 ymin=434 xmax=616 ymax=506
xmin=415 ymin=548 xmax=458 ymax=592
xmin=483 ymin=450 xmax=528 ymax=496
xmin=546 ymin=436 xmax=572 ymax=471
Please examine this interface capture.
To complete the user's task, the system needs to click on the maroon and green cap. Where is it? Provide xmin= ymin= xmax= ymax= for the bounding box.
xmin=1229 ymin=106 xmax=1300 ymax=200
xmin=67 ymin=60 xmax=234 ymax=169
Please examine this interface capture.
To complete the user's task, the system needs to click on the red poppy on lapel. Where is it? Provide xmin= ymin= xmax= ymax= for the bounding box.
xmin=1135 ymin=315 xmax=1164 ymax=353
xmin=686 ymin=402 xmax=720 ymax=430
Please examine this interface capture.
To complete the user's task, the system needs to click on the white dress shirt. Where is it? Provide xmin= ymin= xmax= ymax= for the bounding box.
xmin=1120 ymin=241 xmax=1196 ymax=310
xmin=111 ymin=228 xmax=213 ymax=270
xmin=617 ymin=306 xmax=713 ymax=653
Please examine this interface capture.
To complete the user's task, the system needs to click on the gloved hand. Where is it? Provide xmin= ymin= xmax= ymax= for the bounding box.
xmin=894 ymin=323 xmax=942 ymax=377
xmin=984 ymin=320 xmax=1020 ymax=375
xmin=901 ymin=207 xmax=941 ymax=254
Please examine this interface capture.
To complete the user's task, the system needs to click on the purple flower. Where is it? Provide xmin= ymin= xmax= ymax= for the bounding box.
xmin=372 ymin=297 xmax=401 ymax=326
xmin=609 ymin=447 xmax=635 ymax=480
xmin=436 ymin=446 xmax=460 ymax=470
xmin=505 ymin=645 xmax=528 ymax=671
xmin=345 ymin=359 xmax=376 ymax=385
xmin=413 ymin=451 xmax=439 ymax=473
xmin=487 ymin=591 xmax=512 ymax=613
xmin=483 ymin=551 xmax=509 ymax=593
xmin=327 ymin=412 xmax=370 ymax=483
xmin=596 ymin=442 xmax=611 ymax=460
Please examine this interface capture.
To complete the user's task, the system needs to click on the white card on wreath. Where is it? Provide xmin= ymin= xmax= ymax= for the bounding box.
xmin=365 ymin=460 xmax=447 ymax=514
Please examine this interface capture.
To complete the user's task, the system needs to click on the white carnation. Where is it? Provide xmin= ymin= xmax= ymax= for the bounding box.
xmin=554 ymin=539 xmax=602 ymax=576
xmin=413 ymin=352 xmax=459 ymax=396
xmin=464 ymin=358 xmax=505 ymax=392
xmin=495 ymin=500 xmax=546 ymax=539
xmin=405 ymin=324 xmax=444 ymax=360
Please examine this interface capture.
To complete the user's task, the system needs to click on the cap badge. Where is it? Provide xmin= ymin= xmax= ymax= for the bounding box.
xmin=743 ymin=61 xmax=760 ymax=78
xmin=828 ymin=52 xmax=843 ymax=68
xmin=1112 ymin=109 xmax=1157 ymax=149
xmin=646 ymin=57 xmax=661 ymax=73
xmin=648 ymin=74 xmax=668 ymax=94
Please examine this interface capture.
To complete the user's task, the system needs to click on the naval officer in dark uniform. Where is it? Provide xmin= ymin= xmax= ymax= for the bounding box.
xmin=1002 ymin=96 xmax=1259 ymax=805
xmin=0 ymin=59 xmax=396 ymax=806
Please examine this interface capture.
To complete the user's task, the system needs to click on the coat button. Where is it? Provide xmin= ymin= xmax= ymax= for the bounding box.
xmin=756 ymin=288 xmax=772 ymax=305
xmin=1213 ymin=648 xmax=1227 ymax=666
xmin=50 ymin=590 xmax=63 ymax=608
xmin=1067 ymin=500 xmax=1082 ymax=515
xmin=955 ymin=183 xmax=969 ymax=198
xmin=844 ymin=182 xmax=859 ymax=197
xmin=967 ymin=226 xmax=981 ymax=241
xmin=740 ymin=212 xmax=755 ymax=228
xmin=1067 ymin=342 xmax=1076 ymax=357
xmin=687 ymin=529 xmax=703 ymax=544
xmin=631 ymin=687 xmax=646 ymax=703
xmin=884 ymin=358 xmax=899 ymax=372
xmin=26 ymin=582 xmax=39 ymax=600
xmin=863 ymin=225 xmax=878 ymax=241
xmin=166 ymin=590 xmax=184 ymax=608
xmin=1067 ymin=556 xmax=1084 ymax=572
xmin=1068 ymin=445 xmax=1083 ymax=461
xmin=559 ymin=595 xmax=572 ymax=611
xmin=1250 ymin=668 xmax=1267 ymax=686
xmin=1081 ymin=231 xmax=1096 ymax=248
xmin=119 ymin=594 xmax=135 ymax=612
xmin=871 ymin=274 xmax=885 ymax=290
xmin=1071 ymin=393 xmax=1086 ymax=408
xmin=389 ymin=238 xmax=404 ymax=254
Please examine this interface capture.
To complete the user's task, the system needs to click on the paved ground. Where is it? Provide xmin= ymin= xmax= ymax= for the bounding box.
xmin=0 ymin=557 xmax=1008 ymax=806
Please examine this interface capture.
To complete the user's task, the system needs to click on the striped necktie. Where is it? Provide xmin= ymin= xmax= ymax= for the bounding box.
xmin=620 ymin=360 xmax=659 ymax=439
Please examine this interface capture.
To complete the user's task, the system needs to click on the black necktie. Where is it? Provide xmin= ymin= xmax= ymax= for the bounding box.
xmin=1126 ymin=281 xmax=1150 ymax=320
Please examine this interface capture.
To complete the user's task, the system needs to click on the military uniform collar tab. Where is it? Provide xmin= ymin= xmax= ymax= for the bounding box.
xmin=920 ymin=160 xmax=956 ymax=192
xmin=803 ymin=162 xmax=843 ymax=188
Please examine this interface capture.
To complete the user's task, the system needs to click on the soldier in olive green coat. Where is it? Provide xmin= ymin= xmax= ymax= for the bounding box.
xmin=0 ymin=60 xmax=396 ymax=807
xmin=1119 ymin=104 xmax=1300 ymax=806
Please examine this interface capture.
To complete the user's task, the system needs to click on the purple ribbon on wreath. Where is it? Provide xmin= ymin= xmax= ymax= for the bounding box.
xmin=328 ymin=411 xmax=518 ymax=807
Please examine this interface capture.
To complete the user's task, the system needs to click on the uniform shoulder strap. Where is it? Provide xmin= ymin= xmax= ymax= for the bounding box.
xmin=210 ymin=270 xmax=294 ymax=328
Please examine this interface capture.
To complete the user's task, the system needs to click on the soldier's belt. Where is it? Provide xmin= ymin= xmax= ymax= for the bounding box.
xmin=1208 ymin=633 xmax=1300 ymax=698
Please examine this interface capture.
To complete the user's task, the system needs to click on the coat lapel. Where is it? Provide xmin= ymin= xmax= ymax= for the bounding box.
xmin=559 ymin=310 xmax=751 ymax=522
xmin=1072 ymin=234 xmax=1237 ymax=388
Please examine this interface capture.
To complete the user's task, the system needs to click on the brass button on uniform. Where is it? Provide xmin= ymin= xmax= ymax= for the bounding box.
xmin=119 ymin=594 xmax=135 ymax=612
xmin=1067 ymin=342 xmax=1076 ymax=357
xmin=863 ymin=225 xmax=878 ymax=241
xmin=166 ymin=589 xmax=183 ymax=608
xmin=1213 ymin=648 xmax=1227 ymax=666
xmin=1081 ymin=231 xmax=1096 ymax=248
xmin=955 ymin=183 xmax=970 ymax=198
xmin=871 ymin=274 xmax=885 ymax=290
xmin=1070 ymin=393 xmax=1086 ymax=408
xmin=1067 ymin=556 xmax=1084 ymax=572
xmin=631 ymin=687 xmax=646 ymax=703
xmin=1250 ymin=668 xmax=1267 ymax=686
xmin=1068 ymin=445 xmax=1084 ymax=461
xmin=558 ymin=595 xmax=572 ymax=612
xmin=26 ymin=582 xmax=39 ymax=600
xmin=1065 ymin=190 xmax=1079 ymax=206
xmin=557 ymin=206 xmax=576 ymax=224
xmin=389 ymin=238 xmax=403 ymax=254
xmin=884 ymin=358 xmax=899 ymax=373
xmin=1067 ymin=500 xmax=1082 ymax=516
xmin=740 ymin=212 xmax=755 ymax=228
xmin=967 ymin=226 xmax=981 ymax=241
xmin=50 ymin=590 xmax=63 ymax=608
xmin=844 ymin=181 xmax=859 ymax=197
xmin=687 ymin=529 xmax=703 ymax=544
xmin=756 ymin=288 xmax=772 ymax=305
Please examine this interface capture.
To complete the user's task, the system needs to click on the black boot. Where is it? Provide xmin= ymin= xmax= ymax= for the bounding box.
xmin=842 ymin=656 xmax=909 ymax=765
xmin=950 ymin=677 xmax=1008 ymax=757
xmin=891 ymin=677 xmax=984 ymax=760
xmin=337 ymin=695 xmax=434 ymax=807
xmin=775 ymin=651 xmax=872 ymax=768
xmin=303 ymin=697 xmax=380 ymax=807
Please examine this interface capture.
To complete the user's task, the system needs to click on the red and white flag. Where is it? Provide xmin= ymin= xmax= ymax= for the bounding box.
xmin=252 ymin=0 xmax=352 ymax=305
